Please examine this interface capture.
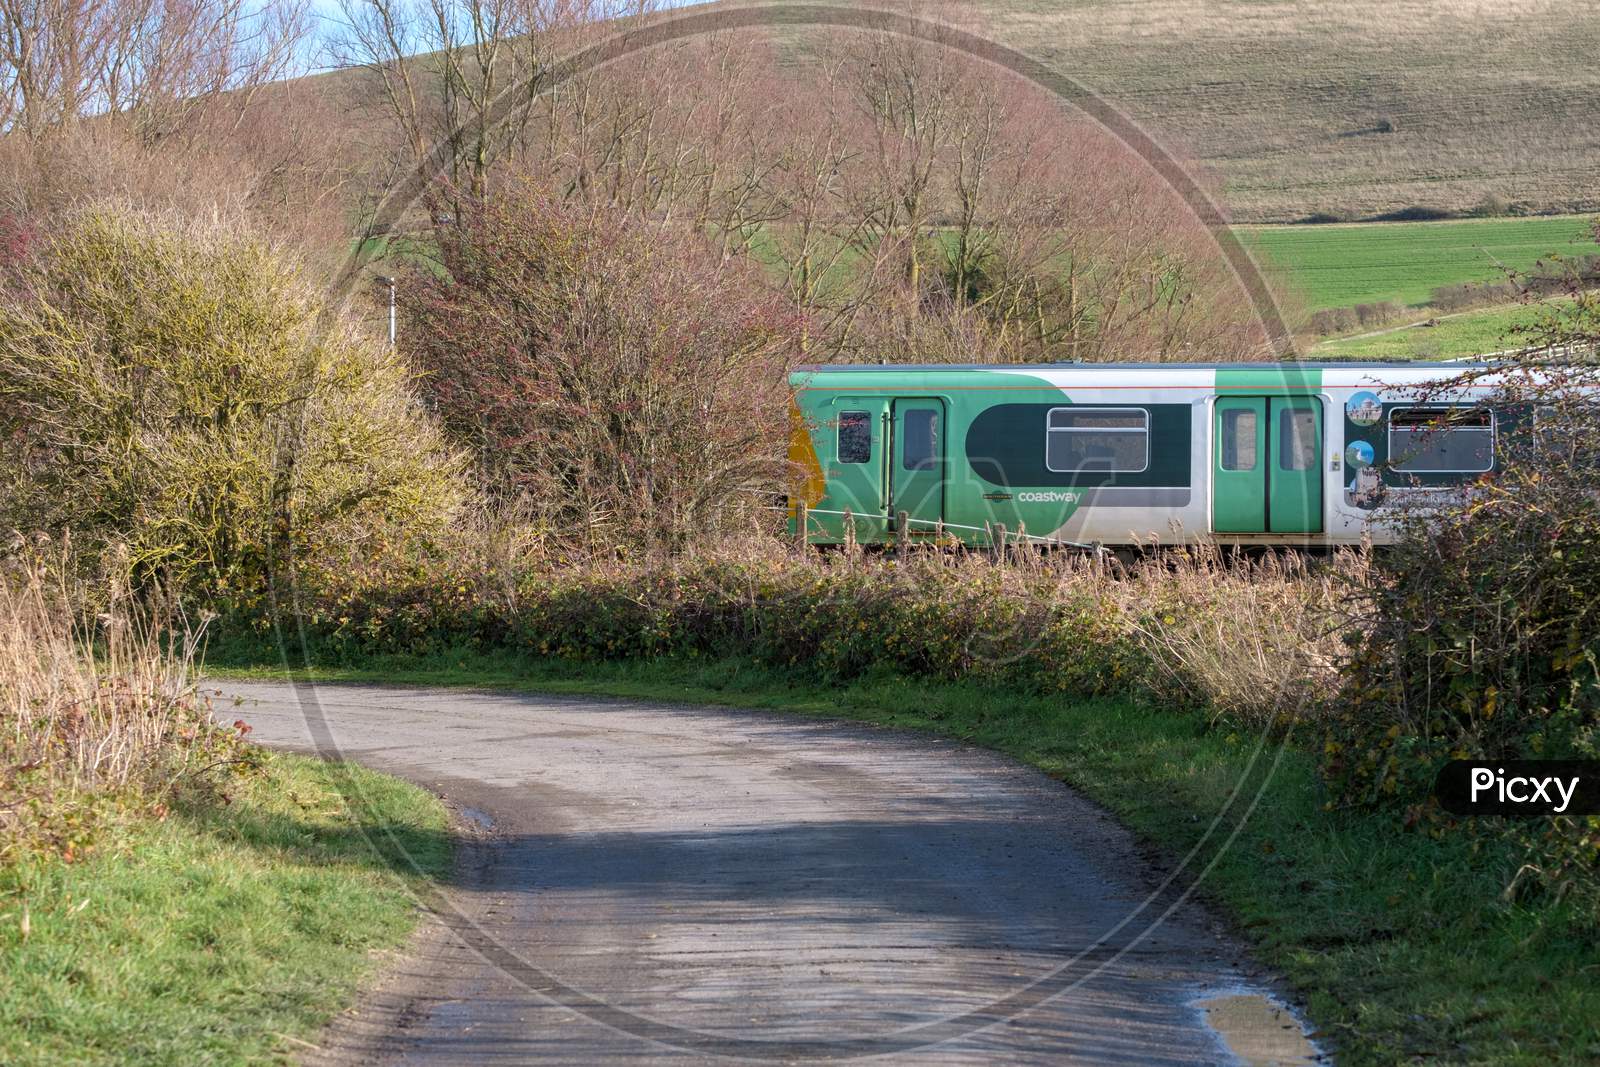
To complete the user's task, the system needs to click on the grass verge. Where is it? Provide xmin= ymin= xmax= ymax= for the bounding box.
xmin=0 ymin=751 xmax=451 ymax=1066
xmin=210 ymin=646 xmax=1600 ymax=1066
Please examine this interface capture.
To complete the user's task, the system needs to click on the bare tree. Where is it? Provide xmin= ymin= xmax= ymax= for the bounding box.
xmin=399 ymin=189 xmax=800 ymax=553
xmin=789 ymin=10 xmax=1275 ymax=363
xmin=0 ymin=0 xmax=353 ymax=259
xmin=0 ymin=0 xmax=308 ymax=142
xmin=334 ymin=0 xmax=1278 ymax=363
xmin=334 ymin=0 xmax=642 ymax=204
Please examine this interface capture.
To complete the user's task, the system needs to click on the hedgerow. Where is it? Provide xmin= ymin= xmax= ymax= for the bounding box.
xmin=227 ymin=538 xmax=1343 ymax=726
xmin=1324 ymin=352 xmax=1600 ymax=902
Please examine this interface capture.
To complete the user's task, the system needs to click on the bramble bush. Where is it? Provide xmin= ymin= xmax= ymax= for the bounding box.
xmin=1325 ymin=289 xmax=1600 ymax=899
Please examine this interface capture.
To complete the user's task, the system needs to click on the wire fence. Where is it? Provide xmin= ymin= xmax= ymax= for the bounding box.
xmin=765 ymin=503 xmax=1109 ymax=554
xmin=1468 ymin=340 xmax=1599 ymax=362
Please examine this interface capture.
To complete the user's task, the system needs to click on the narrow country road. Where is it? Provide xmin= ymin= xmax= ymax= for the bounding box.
xmin=216 ymin=681 xmax=1319 ymax=1066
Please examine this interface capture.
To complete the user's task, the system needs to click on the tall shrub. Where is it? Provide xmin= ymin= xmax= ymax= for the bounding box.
xmin=402 ymin=190 xmax=802 ymax=553
xmin=1330 ymin=248 xmax=1600 ymax=795
xmin=0 ymin=206 xmax=464 ymax=598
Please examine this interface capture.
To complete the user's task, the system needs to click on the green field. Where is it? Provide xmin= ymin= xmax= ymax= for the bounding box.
xmin=0 ymin=754 xmax=450 ymax=1066
xmin=1244 ymin=216 xmax=1595 ymax=311
xmin=1312 ymin=300 xmax=1565 ymax=360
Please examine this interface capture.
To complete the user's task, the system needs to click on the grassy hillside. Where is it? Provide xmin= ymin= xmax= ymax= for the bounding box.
xmin=1243 ymin=216 xmax=1596 ymax=310
xmin=963 ymin=0 xmax=1600 ymax=222
xmin=313 ymin=1 xmax=1600 ymax=226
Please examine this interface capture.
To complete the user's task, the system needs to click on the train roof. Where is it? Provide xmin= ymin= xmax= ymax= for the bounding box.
xmin=793 ymin=360 xmax=1495 ymax=373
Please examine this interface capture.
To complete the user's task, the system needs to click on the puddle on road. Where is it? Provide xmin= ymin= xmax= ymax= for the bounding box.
xmin=459 ymin=806 xmax=495 ymax=832
xmin=1194 ymin=990 xmax=1322 ymax=1066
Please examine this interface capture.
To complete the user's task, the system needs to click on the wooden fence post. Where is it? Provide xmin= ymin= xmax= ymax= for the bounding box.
xmin=794 ymin=502 xmax=808 ymax=552
xmin=992 ymin=523 xmax=1007 ymax=562
xmin=896 ymin=510 xmax=910 ymax=555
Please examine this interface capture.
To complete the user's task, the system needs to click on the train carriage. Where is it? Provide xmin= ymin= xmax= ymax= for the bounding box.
xmin=786 ymin=361 xmax=1515 ymax=548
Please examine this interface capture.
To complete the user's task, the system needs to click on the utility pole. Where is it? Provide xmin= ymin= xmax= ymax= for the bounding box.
xmin=378 ymin=275 xmax=396 ymax=349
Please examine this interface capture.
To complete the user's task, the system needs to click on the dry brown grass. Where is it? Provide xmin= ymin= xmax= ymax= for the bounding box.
xmin=0 ymin=556 xmax=247 ymax=863
xmin=978 ymin=539 xmax=1356 ymax=728
xmin=1124 ymin=547 xmax=1355 ymax=730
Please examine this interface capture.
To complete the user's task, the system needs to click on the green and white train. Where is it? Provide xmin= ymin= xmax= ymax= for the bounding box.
xmin=786 ymin=361 xmax=1509 ymax=548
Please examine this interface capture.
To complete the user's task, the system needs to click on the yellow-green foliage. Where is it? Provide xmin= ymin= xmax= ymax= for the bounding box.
xmin=0 ymin=207 xmax=464 ymax=594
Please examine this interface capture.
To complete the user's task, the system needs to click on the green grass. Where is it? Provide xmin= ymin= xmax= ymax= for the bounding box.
xmin=211 ymin=647 xmax=1600 ymax=1066
xmin=1311 ymin=300 xmax=1565 ymax=360
xmin=353 ymin=234 xmax=444 ymax=275
xmin=0 ymin=753 xmax=451 ymax=1066
xmin=1244 ymin=216 xmax=1595 ymax=310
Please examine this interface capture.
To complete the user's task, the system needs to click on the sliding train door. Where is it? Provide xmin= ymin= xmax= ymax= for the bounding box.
xmin=1213 ymin=396 xmax=1323 ymax=534
xmin=1267 ymin=397 xmax=1323 ymax=533
xmin=821 ymin=398 xmax=892 ymax=543
xmin=1214 ymin=397 xmax=1267 ymax=532
xmin=890 ymin=398 xmax=946 ymax=539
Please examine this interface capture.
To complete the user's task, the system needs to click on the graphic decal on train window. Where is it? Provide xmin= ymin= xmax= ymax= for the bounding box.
xmin=1344 ymin=440 xmax=1379 ymax=507
xmin=1344 ymin=440 xmax=1374 ymax=470
xmin=1343 ymin=400 xmax=1501 ymax=511
xmin=1346 ymin=391 xmax=1382 ymax=427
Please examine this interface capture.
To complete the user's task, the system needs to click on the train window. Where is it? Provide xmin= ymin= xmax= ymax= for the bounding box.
xmin=1388 ymin=407 xmax=1494 ymax=473
xmin=902 ymin=409 xmax=938 ymax=470
xmin=1279 ymin=408 xmax=1318 ymax=471
xmin=1045 ymin=407 xmax=1149 ymax=473
xmin=1220 ymin=409 xmax=1258 ymax=471
xmin=837 ymin=411 xmax=871 ymax=463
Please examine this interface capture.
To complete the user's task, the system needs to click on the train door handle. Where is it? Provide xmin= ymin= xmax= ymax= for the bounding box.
xmin=881 ymin=411 xmax=892 ymax=515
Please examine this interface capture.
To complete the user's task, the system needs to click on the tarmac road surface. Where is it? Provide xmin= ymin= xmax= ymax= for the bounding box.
xmin=216 ymin=681 xmax=1321 ymax=1066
